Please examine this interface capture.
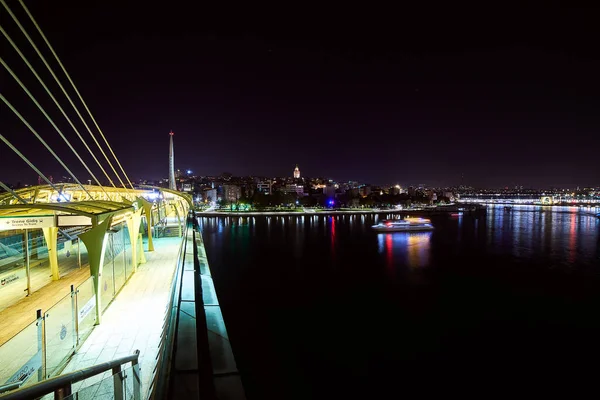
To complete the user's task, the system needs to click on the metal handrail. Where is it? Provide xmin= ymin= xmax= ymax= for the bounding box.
xmin=0 ymin=350 xmax=140 ymax=400
xmin=0 ymin=382 xmax=23 ymax=394
xmin=149 ymin=213 xmax=191 ymax=399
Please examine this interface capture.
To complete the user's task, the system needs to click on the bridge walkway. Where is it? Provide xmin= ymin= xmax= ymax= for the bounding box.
xmin=54 ymin=236 xmax=182 ymax=399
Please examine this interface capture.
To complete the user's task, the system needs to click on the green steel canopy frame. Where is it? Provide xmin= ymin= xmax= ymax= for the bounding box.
xmin=0 ymin=184 xmax=191 ymax=325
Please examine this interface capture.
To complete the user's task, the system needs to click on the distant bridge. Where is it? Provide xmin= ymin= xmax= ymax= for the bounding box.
xmin=458 ymin=195 xmax=600 ymax=205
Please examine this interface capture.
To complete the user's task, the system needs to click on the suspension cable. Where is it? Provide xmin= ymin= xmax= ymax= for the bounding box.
xmin=0 ymin=56 xmax=112 ymax=198
xmin=0 ymin=93 xmax=92 ymax=198
xmin=18 ymin=0 xmax=136 ymax=191
xmin=0 ymin=0 xmax=130 ymax=191
xmin=0 ymin=133 xmax=71 ymax=198
xmin=0 ymin=24 xmax=118 ymax=190
xmin=0 ymin=180 xmax=28 ymax=204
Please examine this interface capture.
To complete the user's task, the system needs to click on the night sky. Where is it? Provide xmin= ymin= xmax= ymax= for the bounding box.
xmin=0 ymin=1 xmax=597 ymax=188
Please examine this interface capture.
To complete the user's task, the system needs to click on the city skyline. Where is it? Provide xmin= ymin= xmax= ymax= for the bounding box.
xmin=4 ymin=160 xmax=600 ymax=192
xmin=0 ymin=1 xmax=597 ymax=189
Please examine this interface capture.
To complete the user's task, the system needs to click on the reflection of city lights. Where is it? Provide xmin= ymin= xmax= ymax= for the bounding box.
xmin=386 ymin=234 xmax=393 ymax=267
xmin=331 ymin=217 xmax=336 ymax=259
xmin=377 ymin=232 xmax=432 ymax=270
xmin=407 ymin=233 xmax=431 ymax=268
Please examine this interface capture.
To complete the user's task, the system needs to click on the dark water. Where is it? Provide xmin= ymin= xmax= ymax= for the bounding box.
xmin=200 ymin=206 xmax=600 ymax=399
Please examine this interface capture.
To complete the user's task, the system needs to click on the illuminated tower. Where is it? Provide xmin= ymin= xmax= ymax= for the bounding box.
xmin=293 ymin=164 xmax=300 ymax=179
xmin=168 ymin=130 xmax=176 ymax=190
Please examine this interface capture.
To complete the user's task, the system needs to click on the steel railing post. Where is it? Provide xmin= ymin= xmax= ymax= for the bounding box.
xmin=122 ymin=226 xmax=127 ymax=278
xmin=77 ymin=239 xmax=81 ymax=269
xmin=53 ymin=384 xmax=72 ymax=399
xmin=36 ymin=309 xmax=44 ymax=382
xmin=71 ymin=284 xmax=79 ymax=349
xmin=25 ymin=229 xmax=31 ymax=296
xmin=111 ymin=233 xmax=116 ymax=296
xmin=132 ymin=351 xmax=141 ymax=400
xmin=112 ymin=365 xmax=124 ymax=400
xmin=43 ymin=309 xmax=49 ymax=379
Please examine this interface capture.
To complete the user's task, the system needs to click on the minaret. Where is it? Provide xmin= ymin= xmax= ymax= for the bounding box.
xmin=293 ymin=164 xmax=300 ymax=179
xmin=168 ymin=130 xmax=176 ymax=190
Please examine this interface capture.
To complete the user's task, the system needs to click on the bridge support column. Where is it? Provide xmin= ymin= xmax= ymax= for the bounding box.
xmin=137 ymin=233 xmax=146 ymax=264
xmin=126 ymin=207 xmax=143 ymax=272
xmin=140 ymin=198 xmax=155 ymax=251
xmin=42 ymin=227 xmax=60 ymax=280
xmin=79 ymin=217 xmax=111 ymax=325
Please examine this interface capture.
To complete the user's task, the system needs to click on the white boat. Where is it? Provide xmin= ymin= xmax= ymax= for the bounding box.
xmin=372 ymin=217 xmax=434 ymax=232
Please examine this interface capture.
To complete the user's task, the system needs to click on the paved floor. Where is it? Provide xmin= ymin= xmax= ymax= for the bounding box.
xmin=59 ymin=236 xmax=182 ymax=399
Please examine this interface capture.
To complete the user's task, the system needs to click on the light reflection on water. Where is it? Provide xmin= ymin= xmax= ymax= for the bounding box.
xmin=198 ymin=208 xmax=600 ymax=399
xmin=485 ymin=205 xmax=600 ymax=266
xmin=377 ymin=232 xmax=432 ymax=270
xmin=199 ymin=206 xmax=599 ymax=273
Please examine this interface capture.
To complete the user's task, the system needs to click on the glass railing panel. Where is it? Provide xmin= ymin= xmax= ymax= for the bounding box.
xmin=137 ymin=235 xmax=144 ymax=264
xmin=28 ymin=230 xmax=51 ymax=294
xmin=112 ymin=230 xmax=126 ymax=294
xmin=77 ymin=238 xmax=89 ymax=270
xmin=100 ymin=264 xmax=114 ymax=313
xmin=123 ymin=226 xmax=133 ymax=281
xmin=122 ymin=365 xmax=138 ymax=400
xmin=76 ymin=277 xmax=96 ymax=343
xmin=63 ymin=365 xmax=139 ymax=400
xmin=0 ymin=263 xmax=27 ymax=313
xmin=100 ymin=237 xmax=115 ymax=313
xmin=57 ymin=240 xmax=79 ymax=279
xmin=0 ymin=319 xmax=43 ymax=388
xmin=44 ymin=292 xmax=76 ymax=378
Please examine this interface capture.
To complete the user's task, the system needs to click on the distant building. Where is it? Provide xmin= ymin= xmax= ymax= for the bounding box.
xmin=293 ymin=164 xmax=301 ymax=179
xmin=390 ymin=186 xmax=401 ymax=195
xmin=359 ymin=186 xmax=371 ymax=197
xmin=203 ymin=188 xmax=217 ymax=203
xmin=348 ymin=188 xmax=359 ymax=198
xmin=242 ymin=184 xmax=255 ymax=199
xmin=324 ymin=185 xmax=336 ymax=199
xmin=256 ymin=180 xmax=272 ymax=195
xmin=223 ymin=184 xmax=241 ymax=203
xmin=282 ymin=184 xmax=304 ymax=196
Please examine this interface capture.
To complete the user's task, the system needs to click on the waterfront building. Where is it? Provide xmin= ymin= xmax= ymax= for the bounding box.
xmin=443 ymin=191 xmax=455 ymax=201
xmin=203 ymin=188 xmax=217 ymax=203
xmin=282 ymin=184 xmax=304 ymax=196
xmin=223 ymin=184 xmax=242 ymax=202
xmin=359 ymin=185 xmax=371 ymax=197
xmin=324 ymin=185 xmax=336 ymax=199
xmin=256 ymin=180 xmax=272 ymax=195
